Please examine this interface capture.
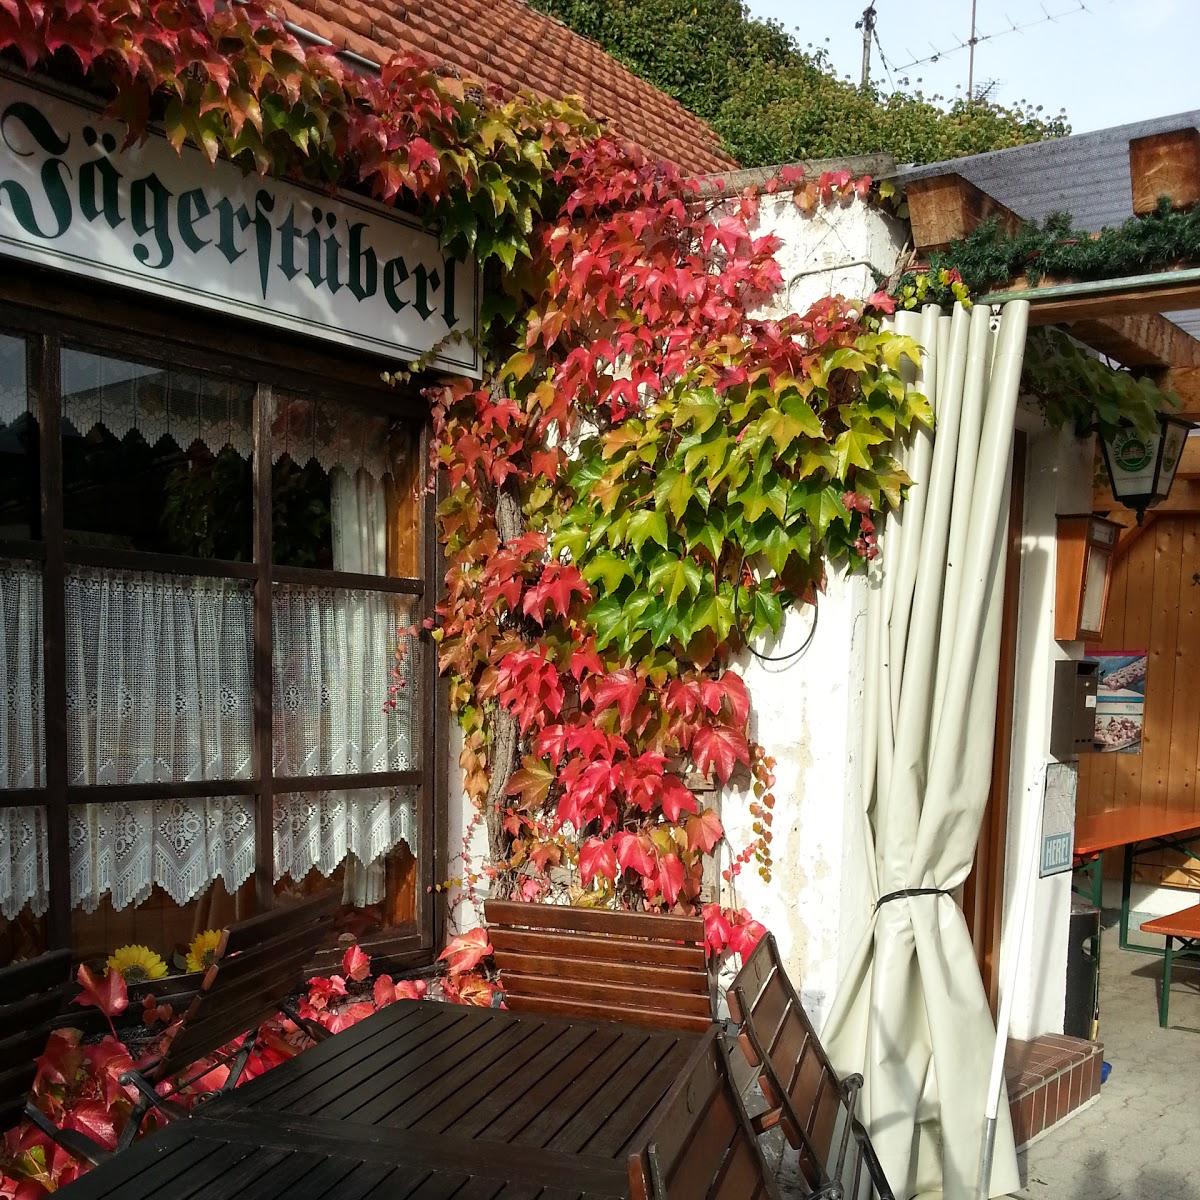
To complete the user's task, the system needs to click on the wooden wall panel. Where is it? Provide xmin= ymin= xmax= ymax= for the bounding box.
xmin=1077 ymin=515 xmax=1200 ymax=887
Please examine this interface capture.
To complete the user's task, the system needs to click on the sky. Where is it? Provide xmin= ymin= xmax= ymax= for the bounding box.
xmin=742 ymin=0 xmax=1198 ymax=135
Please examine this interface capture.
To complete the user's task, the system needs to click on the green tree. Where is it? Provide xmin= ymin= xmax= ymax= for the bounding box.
xmin=531 ymin=0 xmax=1068 ymax=167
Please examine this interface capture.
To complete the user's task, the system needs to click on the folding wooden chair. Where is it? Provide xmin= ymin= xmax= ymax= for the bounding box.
xmin=117 ymin=890 xmax=339 ymax=1147
xmin=485 ymin=900 xmax=715 ymax=1032
xmin=626 ymin=1026 xmax=780 ymax=1200
xmin=728 ymin=933 xmax=895 ymax=1200
xmin=1 ymin=949 xmax=112 ymax=1167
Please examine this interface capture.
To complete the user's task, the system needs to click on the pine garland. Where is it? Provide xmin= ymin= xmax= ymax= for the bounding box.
xmin=899 ymin=200 xmax=1200 ymax=302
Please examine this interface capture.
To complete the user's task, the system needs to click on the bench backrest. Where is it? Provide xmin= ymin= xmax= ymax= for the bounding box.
xmin=0 ymin=949 xmax=72 ymax=1130
xmin=154 ymin=891 xmax=338 ymax=1080
xmin=485 ymin=900 xmax=714 ymax=1033
xmin=728 ymin=933 xmax=895 ymax=1200
xmin=626 ymin=1028 xmax=778 ymax=1200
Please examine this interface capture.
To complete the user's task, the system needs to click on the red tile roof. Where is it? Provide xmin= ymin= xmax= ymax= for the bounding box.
xmin=276 ymin=0 xmax=738 ymax=175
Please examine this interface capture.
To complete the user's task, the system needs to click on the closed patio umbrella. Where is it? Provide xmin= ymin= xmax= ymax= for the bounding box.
xmin=823 ymin=301 xmax=1030 ymax=1199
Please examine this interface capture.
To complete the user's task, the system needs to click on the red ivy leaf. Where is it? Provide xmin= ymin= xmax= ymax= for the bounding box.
xmin=579 ymin=835 xmax=617 ymax=886
xmin=686 ymin=808 xmax=724 ymax=854
xmin=342 ymin=944 xmax=370 ymax=983
xmin=73 ymin=965 xmax=128 ymax=1021
xmin=659 ymin=775 xmax=698 ymax=822
xmin=691 ymin=724 xmax=750 ymax=783
xmin=586 ymin=668 xmax=645 ymax=731
xmin=438 ymin=927 xmax=493 ymax=975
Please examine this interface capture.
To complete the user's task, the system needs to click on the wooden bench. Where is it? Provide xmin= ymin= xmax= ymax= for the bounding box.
xmin=485 ymin=900 xmax=715 ymax=1032
xmin=118 ymin=890 xmax=339 ymax=1146
xmin=728 ymin=932 xmax=895 ymax=1200
xmin=0 ymin=949 xmax=113 ymax=1166
xmin=1140 ymin=903 xmax=1200 ymax=1028
xmin=626 ymin=1026 xmax=779 ymax=1200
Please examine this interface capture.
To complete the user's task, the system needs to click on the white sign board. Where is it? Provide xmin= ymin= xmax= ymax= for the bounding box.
xmin=1040 ymin=761 xmax=1078 ymax=877
xmin=0 ymin=73 xmax=480 ymax=376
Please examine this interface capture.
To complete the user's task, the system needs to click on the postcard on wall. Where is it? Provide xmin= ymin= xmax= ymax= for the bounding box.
xmin=1093 ymin=651 xmax=1147 ymax=754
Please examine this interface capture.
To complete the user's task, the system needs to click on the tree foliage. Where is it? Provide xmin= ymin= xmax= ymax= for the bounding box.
xmin=531 ymin=0 xmax=1068 ymax=167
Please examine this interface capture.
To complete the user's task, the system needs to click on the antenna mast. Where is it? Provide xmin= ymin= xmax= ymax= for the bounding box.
xmin=857 ymin=5 xmax=877 ymax=89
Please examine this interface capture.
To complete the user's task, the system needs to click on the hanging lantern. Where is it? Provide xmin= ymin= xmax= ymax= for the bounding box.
xmin=1097 ymin=412 xmax=1197 ymax=524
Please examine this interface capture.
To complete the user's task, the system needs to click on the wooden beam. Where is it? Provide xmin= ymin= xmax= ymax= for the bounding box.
xmin=1155 ymin=367 xmax=1200 ymax=417
xmin=904 ymin=173 xmax=1023 ymax=253
xmin=1068 ymin=314 xmax=1200 ymax=370
xmin=1174 ymin=434 xmax=1200 ymax=478
xmin=1130 ymin=128 xmax=1200 ymax=215
xmin=1024 ymin=278 xmax=1200 ymax=325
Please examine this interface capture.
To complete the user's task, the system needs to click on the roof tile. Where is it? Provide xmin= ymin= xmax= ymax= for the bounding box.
xmin=277 ymin=0 xmax=735 ymax=174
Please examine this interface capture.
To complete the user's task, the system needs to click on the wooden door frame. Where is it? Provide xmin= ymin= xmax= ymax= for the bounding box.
xmin=963 ymin=431 xmax=1027 ymax=1014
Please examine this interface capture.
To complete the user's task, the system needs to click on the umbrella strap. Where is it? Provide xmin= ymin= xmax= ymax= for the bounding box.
xmin=874 ymin=886 xmax=951 ymax=910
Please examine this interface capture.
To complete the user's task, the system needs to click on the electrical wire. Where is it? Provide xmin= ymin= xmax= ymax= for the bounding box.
xmin=747 ymin=591 xmax=819 ymax=664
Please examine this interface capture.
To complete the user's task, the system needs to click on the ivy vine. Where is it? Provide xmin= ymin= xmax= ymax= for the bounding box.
xmin=4 ymin=2 xmax=928 ymax=960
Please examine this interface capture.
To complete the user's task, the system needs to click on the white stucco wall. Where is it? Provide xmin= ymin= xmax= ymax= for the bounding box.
xmin=999 ymin=413 xmax=1096 ymax=1040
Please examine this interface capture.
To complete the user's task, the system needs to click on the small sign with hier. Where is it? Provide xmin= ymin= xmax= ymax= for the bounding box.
xmin=1041 ymin=761 xmax=1078 ymax=877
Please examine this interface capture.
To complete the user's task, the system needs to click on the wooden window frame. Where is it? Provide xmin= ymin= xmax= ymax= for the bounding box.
xmin=0 ymin=273 xmax=448 ymax=971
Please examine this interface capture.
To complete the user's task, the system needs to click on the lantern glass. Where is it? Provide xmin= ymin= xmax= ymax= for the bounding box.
xmin=1080 ymin=543 xmax=1111 ymax=633
xmin=1100 ymin=413 xmax=1198 ymax=518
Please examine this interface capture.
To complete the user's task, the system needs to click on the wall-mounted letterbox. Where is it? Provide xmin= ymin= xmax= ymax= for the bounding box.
xmin=1050 ymin=659 xmax=1099 ymax=761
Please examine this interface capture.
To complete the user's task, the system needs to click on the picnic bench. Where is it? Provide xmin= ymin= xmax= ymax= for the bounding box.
xmin=65 ymin=999 xmax=769 ymax=1199
xmin=1140 ymin=904 xmax=1200 ymax=1027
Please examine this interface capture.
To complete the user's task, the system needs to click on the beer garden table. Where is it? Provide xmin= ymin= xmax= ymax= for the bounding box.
xmin=62 ymin=999 xmax=707 ymax=1199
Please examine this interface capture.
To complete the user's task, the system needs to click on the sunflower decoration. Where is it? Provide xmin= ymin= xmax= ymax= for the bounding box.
xmin=186 ymin=929 xmax=223 ymax=974
xmin=107 ymin=944 xmax=168 ymax=984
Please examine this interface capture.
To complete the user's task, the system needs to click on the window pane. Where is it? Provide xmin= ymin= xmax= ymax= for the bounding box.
xmin=274 ymin=785 xmax=418 ymax=936
xmin=1 ymin=805 xmax=50 ymax=955
xmin=62 ymin=347 xmax=253 ymax=559
xmin=0 ymin=333 xmax=37 ymax=540
xmin=272 ymin=586 xmax=419 ymax=776
xmin=66 ymin=568 xmax=253 ymax=785
xmin=271 ymin=392 xmax=420 ymax=575
xmin=1 ymin=558 xmax=44 ymax=788
xmin=69 ymin=798 xmax=256 ymax=967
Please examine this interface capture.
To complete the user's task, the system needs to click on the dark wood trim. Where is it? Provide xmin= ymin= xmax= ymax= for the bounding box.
xmin=66 ymin=779 xmax=258 ymax=803
xmin=0 ymin=789 xmax=47 ymax=807
xmin=272 ymin=771 xmax=423 ymax=794
xmin=0 ymin=270 xmax=426 ymax=419
xmin=963 ymin=431 xmax=1026 ymax=1014
xmin=252 ymin=383 xmax=275 ymax=916
xmin=35 ymin=333 xmax=69 ymax=950
xmin=61 ymin=546 xmax=257 ymax=580
xmin=269 ymin=565 xmax=423 ymax=594
xmin=0 ymin=538 xmax=45 ymax=561
xmin=427 ymin=442 xmax=447 ymax=955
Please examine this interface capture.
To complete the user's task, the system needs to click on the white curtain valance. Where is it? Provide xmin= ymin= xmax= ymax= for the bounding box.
xmin=59 ymin=347 xmax=397 ymax=481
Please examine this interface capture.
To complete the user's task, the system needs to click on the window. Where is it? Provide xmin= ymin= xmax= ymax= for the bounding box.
xmin=0 ymin=314 xmax=437 ymax=971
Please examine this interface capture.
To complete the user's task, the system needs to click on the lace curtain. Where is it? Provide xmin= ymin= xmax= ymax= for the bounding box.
xmin=272 ymin=467 xmax=419 ymax=907
xmin=2 ymin=475 xmax=418 ymax=918
xmin=61 ymin=349 xmax=393 ymax=481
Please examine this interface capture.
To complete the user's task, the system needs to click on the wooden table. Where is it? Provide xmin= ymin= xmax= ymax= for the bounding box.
xmin=64 ymin=1000 xmax=706 ymax=1198
xmin=1074 ymin=805 xmax=1200 ymax=955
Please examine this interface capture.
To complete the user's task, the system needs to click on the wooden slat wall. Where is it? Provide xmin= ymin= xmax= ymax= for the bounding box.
xmin=1078 ymin=515 xmax=1200 ymax=886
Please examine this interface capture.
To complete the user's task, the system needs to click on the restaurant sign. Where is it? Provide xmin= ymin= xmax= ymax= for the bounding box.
xmin=0 ymin=73 xmax=480 ymax=376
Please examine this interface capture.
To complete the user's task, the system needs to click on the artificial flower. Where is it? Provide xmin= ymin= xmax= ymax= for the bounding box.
xmin=106 ymin=944 xmax=167 ymax=984
xmin=185 ymin=929 xmax=223 ymax=974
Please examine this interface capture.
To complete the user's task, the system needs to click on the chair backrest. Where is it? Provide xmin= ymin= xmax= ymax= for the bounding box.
xmin=153 ymin=891 xmax=338 ymax=1080
xmin=0 ymin=949 xmax=73 ymax=1130
xmin=728 ymin=933 xmax=895 ymax=1200
xmin=626 ymin=1027 xmax=778 ymax=1200
xmin=485 ymin=900 xmax=714 ymax=1032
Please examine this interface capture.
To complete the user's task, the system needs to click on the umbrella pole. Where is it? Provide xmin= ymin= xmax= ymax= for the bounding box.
xmin=976 ymin=789 xmax=1042 ymax=1200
